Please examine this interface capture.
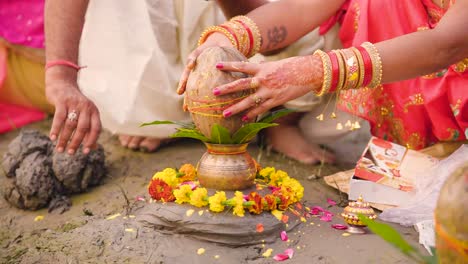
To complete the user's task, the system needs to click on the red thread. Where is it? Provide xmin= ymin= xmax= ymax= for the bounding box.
xmin=45 ymin=60 xmax=87 ymax=71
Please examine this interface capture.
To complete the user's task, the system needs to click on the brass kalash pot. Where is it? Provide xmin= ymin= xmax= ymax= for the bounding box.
xmin=197 ymin=143 xmax=256 ymax=190
xmin=184 ymin=47 xmax=256 ymax=190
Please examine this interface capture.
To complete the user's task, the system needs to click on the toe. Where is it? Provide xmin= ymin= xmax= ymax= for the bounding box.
xmin=119 ymin=135 xmax=131 ymax=147
xmin=128 ymin=136 xmax=144 ymax=150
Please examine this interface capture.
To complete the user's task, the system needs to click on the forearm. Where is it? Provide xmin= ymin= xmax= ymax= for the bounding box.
xmin=377 ymin=0 xmax=468 ymax=83
xmin=215 ymin=0 xmax=268 ymax=19
xmin=45 ymin=0 xmax=89 ymax=83
xmin=245 ymin=0 xmax=344 ymax=53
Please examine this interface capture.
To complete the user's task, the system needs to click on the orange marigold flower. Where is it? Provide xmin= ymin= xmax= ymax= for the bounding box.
xmin=247 ymin=192 xmax=263 ymax=214
xmin=178 ymin=164 xmax=197 ymax=182
xmin=148 ymin=178 xmax=175 ymax=202
xmin=277 ymin=195 xmax=290 ymax=211
xmin=263 ymin=194 xmax=278 ymax=211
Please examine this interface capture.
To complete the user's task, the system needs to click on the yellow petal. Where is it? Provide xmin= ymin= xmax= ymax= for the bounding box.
xmin=34 ymin=215 xmax=44 ymax=222
xmin=129 ymin=215 xmax=136 ymax=218
xmin=198 ymin=210 xmax=204 ymax=216
xmin=300 ymin=217 xmax=306 ymax=223
xmin=342 ymin=232 xmax=351 ymax=237
xmin=262 ymin=248 xmax=273 ymax=258
xmin=271 ymin=210 xmax=283 ymax=221
xmin=106 ymin=213 xmax=121 ymax=220
xmin=197 ymin=248 xmax=205 ymax=255
xmin=309 ymin=222 xmax=315 ymax=225
xmin=186 ymin=209 xmax=195 ymax=217
xmin=214 ymin=255 xmax=220 ymax=259
xmin=125 ymin=228 xmax=136 ymax=233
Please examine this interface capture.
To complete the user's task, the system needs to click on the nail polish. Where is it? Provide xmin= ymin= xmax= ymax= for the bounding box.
xmin=223 ymin=111 xmax=232 ymax=118
xmin=242 ymin=115 xmax=249 ymax=122
xmin=213 ymin=88 xmax=221 ymax=95
xmin=216 ymin=63 xmax=224 ymax=69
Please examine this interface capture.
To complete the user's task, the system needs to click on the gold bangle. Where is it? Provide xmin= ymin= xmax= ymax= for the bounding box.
xmin=231 ymin=16 xmax=262 ymax=57
xmin=339 ymin=48 xmax=360 ymax=90
xmin=361 ymin=42 xmax=383 ymax=88
xmin=224 ymin=21 xmax=250 ymax=56
xmin=334 ymin=50 xmax=346 ymax=92
xmin=198 ymin=26 xmax=238 ymax=50
xmin=351 ymin=47 xmax=365 ymax=89
xmin=313 ymin=50 xmax=332 ymax=96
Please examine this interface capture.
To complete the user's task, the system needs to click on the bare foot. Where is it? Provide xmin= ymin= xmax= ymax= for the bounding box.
xmin=264 ymin=112 xmax=335 ymax=164
xmin=118 ymin=135 xmax=174 ymax=152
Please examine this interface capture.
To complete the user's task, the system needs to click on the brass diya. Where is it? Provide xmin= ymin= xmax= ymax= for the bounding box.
xmin=197 ymin=143 xmax=256 ymax=190
xmin=341 ymin=195 xmax=377 ymax=234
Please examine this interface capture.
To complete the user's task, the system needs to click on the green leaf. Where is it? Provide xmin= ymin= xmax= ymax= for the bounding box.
xmin=210 ymin=124 xmax=233 ymax=144
xmin=232 ymin=123 xmax=278 ymax=144
xmin=140 ymin=120 xmax=194 ymax=128
xmin=170 ymin=130 xmax=209 ymax=142
xmin=258 ymin=108 xmax=296 ymax=124
xmin=358 ymin=214 xmax=417 ymax=256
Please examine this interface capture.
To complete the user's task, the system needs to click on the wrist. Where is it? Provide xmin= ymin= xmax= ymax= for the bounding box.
xmin=45 ymin=65 xmax=78 ymax=85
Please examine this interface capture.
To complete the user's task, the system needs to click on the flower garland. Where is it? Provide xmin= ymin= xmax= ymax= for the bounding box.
xmin=147 ymin=164 xmax=304 ymax=217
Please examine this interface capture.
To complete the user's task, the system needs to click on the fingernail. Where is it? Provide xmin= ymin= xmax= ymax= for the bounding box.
xmin=213 ymin=88 xmax=220 ymax=95
xmin=50 ymin=134 xmax=56 ymax=141
xmin=83 ymin=148 xmax=90 ymax=154
xmin=216 ymin=63 xmax=224 ymax=69
xmin=68 ymin=149 xmax=75 ymax=155
xmin=57 ymin=147 xmax=64 ymax=153
xmin=223 ymin=111 xmax=232 ymax=118
xmin=242 ymin=115 xmax=249 ymax=122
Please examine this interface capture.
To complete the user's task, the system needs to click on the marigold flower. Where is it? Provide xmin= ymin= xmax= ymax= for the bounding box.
xmin=148 ymin=178 xmax=175 ymax=202
xmin=178 ymin=164 xmax=197 ymax=182
xmin=259 ymin=167 xmax=275 ymax=179
xmin=189 ymin=187 xmax=208 ymax=207
xmin=173 ymin=184 xmax=192 ymax=204
xmin=208 ymin=191 xmax=227 ymax=212
xmin=247 ymin=192 xmax=263 ymax=214
xmin=263 ymin=194 xmax=278 ymax=211
xmin=280 ymin=177 xmax=304 ymax=202
xmin=152 ymin=168 xmax=179 ymax=187
xmin=277 ymin=195 xmax=290 ymax=210
xmin=232 ymin=191 xmax=245 ymax=217
xmin=269 ymin=170 xmax=289 ymax=185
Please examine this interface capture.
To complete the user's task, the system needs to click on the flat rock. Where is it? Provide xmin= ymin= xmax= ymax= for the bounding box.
xmin=137 ymin=202 xmax=300 ymax=247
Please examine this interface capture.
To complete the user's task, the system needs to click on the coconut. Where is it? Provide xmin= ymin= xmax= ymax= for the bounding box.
xmin=185 ymin=46 xmax=255 ymax=138
xmin=434 ymin=165 xmax=468 ymax=263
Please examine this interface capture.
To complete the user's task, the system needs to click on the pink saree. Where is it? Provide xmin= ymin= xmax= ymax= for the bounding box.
xmin=321 ymin=0 xmax=467 ymax=149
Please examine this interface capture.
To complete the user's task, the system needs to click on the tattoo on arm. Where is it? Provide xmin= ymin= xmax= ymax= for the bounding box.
xmin=265 ymin=26 xmax=288 ymax=50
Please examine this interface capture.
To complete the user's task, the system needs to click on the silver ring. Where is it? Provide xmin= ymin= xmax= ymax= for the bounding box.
xmin=67 ymin=110 xmax=78 ymax=122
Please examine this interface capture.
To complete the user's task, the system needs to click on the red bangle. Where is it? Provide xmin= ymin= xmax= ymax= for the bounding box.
xmin=233 ymin=19 xmax=254 ymax=57
xmin=219 ymin=25 xmax=239 ymax=50
xmin=356 ymin=46 xmax=372 ymax=87
xmin=327 ymin=51 xmax=340 ymax=93
xmin=45 ymin=60 xmax=86 ymax=71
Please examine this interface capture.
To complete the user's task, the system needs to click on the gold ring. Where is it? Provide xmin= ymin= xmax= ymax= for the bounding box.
xmin=251 ymin=94 xmax=263 ymax=106
xmin=250 ymin=78 xmax=260 ymax=89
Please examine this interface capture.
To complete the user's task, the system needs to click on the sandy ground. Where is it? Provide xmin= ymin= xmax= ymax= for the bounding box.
xmin=0 ymin=120 xmax=424 ymax=264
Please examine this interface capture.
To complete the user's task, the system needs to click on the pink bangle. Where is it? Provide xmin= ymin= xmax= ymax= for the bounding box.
xmin=45 ymin=60 xmax=87 ymax=71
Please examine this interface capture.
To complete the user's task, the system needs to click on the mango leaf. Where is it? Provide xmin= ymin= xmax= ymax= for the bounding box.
xmin=210 ymin=124 xmax=233 ymax=144
xmin=170 ymin=130 xmax=209 ymax=142
xmin=140 ymin=120 xmax=194 ymax=128
xmin=258 ymin=108 xmax=296 ymax=124
xmin=358 ymin=214 xmax=418 ymax=256
xmin=232 ymin=123 xmax=278 ymax=144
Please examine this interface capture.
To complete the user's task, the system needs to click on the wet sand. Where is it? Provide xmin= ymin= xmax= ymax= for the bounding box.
xmin=0 ymin=120 xmax=423 ymax=263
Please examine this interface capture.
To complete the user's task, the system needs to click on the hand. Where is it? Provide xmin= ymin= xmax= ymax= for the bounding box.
xmin=213 ymin=55 xmax=324 ymax=120
xmin=176 ymin=32 xmax=234 ymax=95
xmin=46 ymin=76 xmax=101 ymax=155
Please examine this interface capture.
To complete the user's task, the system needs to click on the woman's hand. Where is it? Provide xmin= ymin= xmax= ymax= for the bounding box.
xmin=46 ymin=73 xmax=101 ymax=155
xmin=176 ymin=32 xmax=234 ymax=95
xmin=213 ymin=55 xmax=323 ymax=120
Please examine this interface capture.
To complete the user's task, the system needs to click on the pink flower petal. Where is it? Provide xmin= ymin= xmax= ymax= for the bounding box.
xmin=280 ymin=231 xmax=288 ymax=241
xmin=331 ymin=224 xmax=348 ymax=230
xmin=284 ymin=248 xmax=294 ymax=259
xmin=269 ymin=186 xmax=281 ymax=192
xmin=180 ymin=181 xmax=197 ymax=190
xmin=320 ymin=214 xmax=332 ymax=222
xmin=135 ymin=196 xmax=145 ymax=202
xmin=327 ymin=198 xmax=337 ymax=206
xmin=310 ymin=206 xmax=324 ymax=215
xmin=323 ymin=210 xmax=334 ymax=217
xmin=273 ymin=254 xmax=289 ymax=261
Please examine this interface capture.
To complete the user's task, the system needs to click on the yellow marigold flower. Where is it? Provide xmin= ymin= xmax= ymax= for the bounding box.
xmin=280 ymin=177 xmax=304 ymax=202
xmin=173 ymin=184 xmax=192 ymax=204
xmin=208 ymin=191 xmax=227 ymax=212
xmin=161 ymin=168 xmax=179 ymax=186
xmin=269 ymin=170 xmax=289 ymax=185
xmin=259 ymin=167 xmax=275 ymax=178
xmin=190 ymin=187 xmax=208 ymax=207
xmin=179 ymin=164 xmax=197 ymax=182
xmin=232 ymin=191 xmax=245 ymax=217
